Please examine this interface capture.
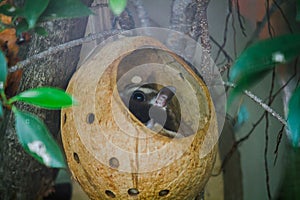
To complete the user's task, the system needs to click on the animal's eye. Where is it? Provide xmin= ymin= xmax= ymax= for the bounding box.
xmin=131 ymin=90 xmax=145 ymax=102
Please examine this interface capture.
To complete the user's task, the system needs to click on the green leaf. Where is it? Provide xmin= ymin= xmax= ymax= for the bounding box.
xmin=230 ymin=34 xmax=300 ymax=82
xmin=13 ymin=107 xmax=66 ymax=168
xmin=41 ymin=0 xmax=92 ymax=20
xmin=287 ymin=86 xmax=300 ymax=148
xmin=17 ymin=0 xmax=50 ymax=29
xmin=109 ymin=0 xmax=127 ymax=16
xmin=9 ymin=87 xmax=76 ymax=109
xmin=228 ymin=34 xmax=300 ymax=104
xmin=0 ymin=50 xmax=7 ymax=91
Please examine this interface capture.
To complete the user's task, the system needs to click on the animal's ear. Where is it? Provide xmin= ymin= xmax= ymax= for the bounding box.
xmin=157 ymin=86 xmax=176 ymax=101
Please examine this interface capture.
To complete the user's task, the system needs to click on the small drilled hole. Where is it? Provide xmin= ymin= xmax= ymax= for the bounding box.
xmin=128 ymin=188 xmax=139 ymax=196
xmin=73 ymin=152 xmax=80 ymax=163
xmin=105 ymin=190 xmax=116 ymax=198
xmin=109 ymin=157 xmax=119 ymax=169
xmin=159 ymin=189 xmax=170 ymax=196
xmin=87 ymin=113 xmax=95 ymax=124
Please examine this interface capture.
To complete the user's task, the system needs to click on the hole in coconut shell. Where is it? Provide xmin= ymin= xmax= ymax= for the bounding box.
xmin=109 ymin=157 xmax=119 ymax=168
xmin=73 ymin=152 xmax=80 ymax=164
xmin=159 ymin=189 xmax=170 ymax=196
xmin=86 ymin=113 xmax=95 ymax=124
xmin=116 ymin=48 xmax=200 ymax=137
xmin=105 ymin=190 xmax=116 ymax=198
xmin=128 ymin=188 xmax=139 ymax=196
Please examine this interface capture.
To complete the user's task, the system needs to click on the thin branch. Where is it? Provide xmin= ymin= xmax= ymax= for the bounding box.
xmin=264 ymin=112 xmax=272 ymax=200
xmin=224 ymin=81 xmax=287 ymax=126
xmin=210 ymin=36 xmax=233 ymax=63
xmin=268 ymin=68 xmax=276 ymax=103
xmin=264 ymin=68 xmax=276 ymax=200
xmin=266 ymin=0 xmax=275 ymax=38
xmin=235 ymin=0 xmax=247 ymax=37
xmin=243 ymin=90 xmax=286 ymax=125
xmin=217 ymin=59 xmax=229 ymax=67
xmin=214 ymin=1 xmax=232 ymax=62
xmin=218 ymin=62 xmax=232 ymax=75
xmin=246 ymin=0 xmax=284 ymax=46
xmin=231 ymin=4 xmax=238 ymax=58
xmin=9 ymin=30 xmax=122 ymax=73
xmin=273 ymin=125 xmax=284 ymax=165
xmin=273 ymin=0 xmax=293 ymax=33
xmin=216 ymin=73 xmax=287 ymax=176
xmin=214 ymin=113 xmax=265 ymax=175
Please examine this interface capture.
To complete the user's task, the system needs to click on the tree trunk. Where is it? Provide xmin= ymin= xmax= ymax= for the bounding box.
xmin=0 ymin=1 xmax=93 ymax=199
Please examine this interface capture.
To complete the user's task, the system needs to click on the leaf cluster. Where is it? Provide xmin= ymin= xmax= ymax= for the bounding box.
xmin=1 ymin=49 xmax=75 ymax=167
xmin=0 ymin=0 xmax=92 ymax=168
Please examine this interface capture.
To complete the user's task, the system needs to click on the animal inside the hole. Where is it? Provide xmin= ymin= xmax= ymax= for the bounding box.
xmin=120 ymin=84 xmax=180 ymax=133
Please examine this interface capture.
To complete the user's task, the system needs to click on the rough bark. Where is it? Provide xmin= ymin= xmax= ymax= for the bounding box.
xmin=0 ymin=1 xmax=93 ymax=199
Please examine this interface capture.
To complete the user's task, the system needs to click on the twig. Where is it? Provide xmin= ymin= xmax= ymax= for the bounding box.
xmin=246 ymin=0 xmax=284 ymax=46
xmin=231 ymin=2 xmax=237 ymax=58
xmin=235 ymin=0 xmax=247 ymax=37
xmin=218 ymin=63 xmax=232 ymax=75
xmin=273 ymin=125 xmax=284 ymax=165
xmin=264 ymin=112 xmax=272 ymax=200
xmin=214 ymin=113 xmax=265 ymax=175
xmin=223 ymin=81 xmax=287 ymax=126
xmin=214 ymin=0 xmax=232 ymax=63
xmin=242 ymin=88 xmax=286 ymax=126
xmin=9 ymin=30 xmax=122 ymax=73
xmin=210 ymin=36 xmax=233 ymax=63
xmin=266 ymin=0 xmax=275 ymax=38
xmin=264 ymin=68 xmax=276 ymax=200
xmin=273 ymin=0 xmax=293 ymax=33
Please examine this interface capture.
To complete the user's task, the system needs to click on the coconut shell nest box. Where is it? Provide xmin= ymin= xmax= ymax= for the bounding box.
xmin=61 ymin=36 xmax=218 ymax=200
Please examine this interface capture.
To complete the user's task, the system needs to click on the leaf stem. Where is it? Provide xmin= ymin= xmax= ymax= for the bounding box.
xmin=7 ymin=96 xmax=16 ymax=105
xmin=11 ymin=105 xmax=17 ymax=113
xmin=0 ymin=90 xmax=8 ymax=105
